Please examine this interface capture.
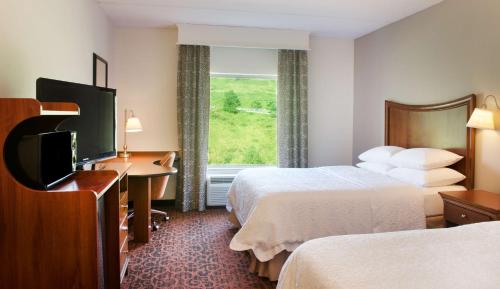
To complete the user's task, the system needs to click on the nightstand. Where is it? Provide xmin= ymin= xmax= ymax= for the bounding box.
xmin=439 ymin=190 xmax=500 ymax=227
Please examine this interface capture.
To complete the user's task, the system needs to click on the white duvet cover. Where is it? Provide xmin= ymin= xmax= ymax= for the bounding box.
xmin=277 ymin=221 xmax=500 ymax=289
xmin=227 ymin=166 xmax=426 ymax=262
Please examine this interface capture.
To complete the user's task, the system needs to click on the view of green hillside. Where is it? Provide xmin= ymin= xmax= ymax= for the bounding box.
xmin=209 ymin=76 xmax=277 ymax=165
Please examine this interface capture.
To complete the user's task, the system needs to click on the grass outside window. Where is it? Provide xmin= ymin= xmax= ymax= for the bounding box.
xmin=209 ymin=76 xmax=277 ymax=165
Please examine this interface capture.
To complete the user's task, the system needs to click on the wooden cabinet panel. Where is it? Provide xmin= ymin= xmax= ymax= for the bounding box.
xmin=444 ymin=201 xmax=492 ymax=225
xmin=440 ymin=190 xmax=500 ymax=227
xmin=118 ymin=182 xmax=129 ymax=283
xmin=119 ymin=246 xmax=129 ymax=282
xmin=119 ymin=191 xmax=128 ymax=222
xmin=119 ymin=217 xmax=129 ymax=283
xmin=120 ymin=218 xmax=128 ymax=247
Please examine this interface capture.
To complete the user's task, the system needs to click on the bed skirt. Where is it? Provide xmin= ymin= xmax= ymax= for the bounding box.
xmin=229 ymin=211 xmax=443 ymax=281
xmin=248 ymin=250 xmax=290 ymax=281
xmin=229 ymin=210 xmax=290 ymax=281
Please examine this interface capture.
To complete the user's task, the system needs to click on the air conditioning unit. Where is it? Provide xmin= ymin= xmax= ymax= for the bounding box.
xmin=206 ymin=174 xmax=236 ymax=206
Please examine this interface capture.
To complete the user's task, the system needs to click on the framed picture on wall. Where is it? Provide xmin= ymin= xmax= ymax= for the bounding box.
xmin=93 ymin=53 xmax=108 ymax=88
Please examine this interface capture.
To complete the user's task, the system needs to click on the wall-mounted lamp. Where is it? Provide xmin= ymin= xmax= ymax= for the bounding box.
xmin=466 ymin=95 xmax=499 ymax=130
xmin=119 ymin=109 xmax=143 ymax=158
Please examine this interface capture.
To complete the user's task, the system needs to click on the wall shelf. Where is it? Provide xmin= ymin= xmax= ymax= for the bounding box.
xmin=40 ymin=101 xmax=80 ymax=115
xmin=40 ymin=109 xmax=80 ymax=116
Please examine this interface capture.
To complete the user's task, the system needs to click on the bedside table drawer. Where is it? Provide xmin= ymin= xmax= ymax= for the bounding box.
xmin=444 ymin=202 xmax=492 ymax=225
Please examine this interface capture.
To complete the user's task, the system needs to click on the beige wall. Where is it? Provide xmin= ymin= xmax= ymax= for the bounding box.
xmin=111 ymin=27 xmax=179 ymax=152
xmin=354 ymin=0 xmax=500 ymax=191
xmin=309 ymin=36 xmax=354 ymax=166
xmin=0 ymin=0 xmax=112 ymax=98
xmin=111 ymin=27 xmax=179 ymax=200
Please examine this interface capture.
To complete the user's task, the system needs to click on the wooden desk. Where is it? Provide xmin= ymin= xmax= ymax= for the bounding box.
xmin=103 ymin=152 xmax=177 ymax=243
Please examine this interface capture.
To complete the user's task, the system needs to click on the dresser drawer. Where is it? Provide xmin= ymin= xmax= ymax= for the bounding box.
xmin=444 ymin=201 xmax=492 ymax=225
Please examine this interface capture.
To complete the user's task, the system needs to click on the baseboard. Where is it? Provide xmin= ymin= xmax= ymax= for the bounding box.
xmin=151 ymin=200 xmax=226 ymax=210
xmin=152 ymin=199 xmax=175 ymax=207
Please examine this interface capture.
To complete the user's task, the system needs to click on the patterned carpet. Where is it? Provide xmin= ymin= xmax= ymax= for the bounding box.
xmin=121 ymin=207 xmax=276 ymax=289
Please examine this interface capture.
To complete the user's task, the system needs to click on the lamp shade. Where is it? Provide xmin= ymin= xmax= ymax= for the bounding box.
xmin=466 ymin=108 xmax=495 ymax=130
xmin=126 ymin=117 xmax=143 ymax=132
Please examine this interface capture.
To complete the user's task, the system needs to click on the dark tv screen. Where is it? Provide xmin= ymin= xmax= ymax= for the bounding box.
xmin=36 ymin=78 xmax=116 ymax=165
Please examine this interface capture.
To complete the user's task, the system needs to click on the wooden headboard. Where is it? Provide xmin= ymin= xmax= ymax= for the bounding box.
xmin=385 ymin=95 xmax=476 ymax=189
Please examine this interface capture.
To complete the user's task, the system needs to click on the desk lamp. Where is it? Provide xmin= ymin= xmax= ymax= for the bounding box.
xmin=120 ymin=109 xmax=143 ymax=158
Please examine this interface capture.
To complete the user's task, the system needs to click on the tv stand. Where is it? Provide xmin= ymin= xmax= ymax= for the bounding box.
xmin=0 ymin=98 xmax=129 ymax=289
xmin=76 ymin=162 xmax=98 ymax=171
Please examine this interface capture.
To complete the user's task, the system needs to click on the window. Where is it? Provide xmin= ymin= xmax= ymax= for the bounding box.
xmin=208 ymin=74 xmax=277 ymax=165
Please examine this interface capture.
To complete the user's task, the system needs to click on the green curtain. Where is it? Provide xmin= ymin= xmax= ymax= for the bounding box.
xmin=277 ymin=50 xmax=308 ymax=168
xmin=176 ymin=45 xmax=210 ymax=212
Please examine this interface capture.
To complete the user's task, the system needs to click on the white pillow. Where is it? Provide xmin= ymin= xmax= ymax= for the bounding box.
xmin=356 ymin=162 xmax=395 ymax=175
xmin=358 ymin=146 xmax=405 ymax=164
xmin=388 ymin=167 xmax=466 ymax=187
xmin=390 ymin=148 xmax=463 ymax=170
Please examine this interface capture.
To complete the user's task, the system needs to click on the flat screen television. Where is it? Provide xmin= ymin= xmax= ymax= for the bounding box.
xmin=36 ymin=78 xmax=117 ymax=165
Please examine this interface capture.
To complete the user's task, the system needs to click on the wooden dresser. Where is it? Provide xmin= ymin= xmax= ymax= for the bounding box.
xmin=0 ymin=98 xmax=129 ymax=289
xmin=439 ymin=190 xmax=500 ymax=226
xmin=97 ymin=162 xmax=131 ymax=282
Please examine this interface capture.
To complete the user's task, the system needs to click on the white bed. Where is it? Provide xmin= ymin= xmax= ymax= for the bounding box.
xmin=277 ymin=221 xmax=500 ymax=289
xmin=227 ymin=166 xmax=462 ymax=262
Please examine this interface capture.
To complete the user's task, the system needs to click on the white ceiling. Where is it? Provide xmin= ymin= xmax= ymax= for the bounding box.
xmin=98 ymin=0 xmax=443 ymax=38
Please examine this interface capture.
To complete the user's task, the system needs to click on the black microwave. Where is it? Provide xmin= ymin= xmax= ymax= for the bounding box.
xmin=16 ymin=131 xmax=77 ymax=189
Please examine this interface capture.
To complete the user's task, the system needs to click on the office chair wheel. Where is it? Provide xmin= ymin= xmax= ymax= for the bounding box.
xmin=163 ymin=215 xmax=169 ymax=221
xmin=152 ymin=221 xmax=160 ymax=231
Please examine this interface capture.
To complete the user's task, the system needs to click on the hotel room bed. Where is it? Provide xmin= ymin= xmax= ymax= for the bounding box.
xmin=227 ymin=95 xmax=476 ymax=280
xmin=277 ymin=221 xmax=500 ymax=289
xmin=228 ymin=165 xmax=466 ymax=261
xmin=227 ymin=166 xmax=465 ymax=279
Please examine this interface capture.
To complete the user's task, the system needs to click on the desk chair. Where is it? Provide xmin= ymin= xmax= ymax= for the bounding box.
xmin=128 ymin=151 xmax=176 ymax=231
xmin=150 ymin=151 xmax=176 ymax=230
